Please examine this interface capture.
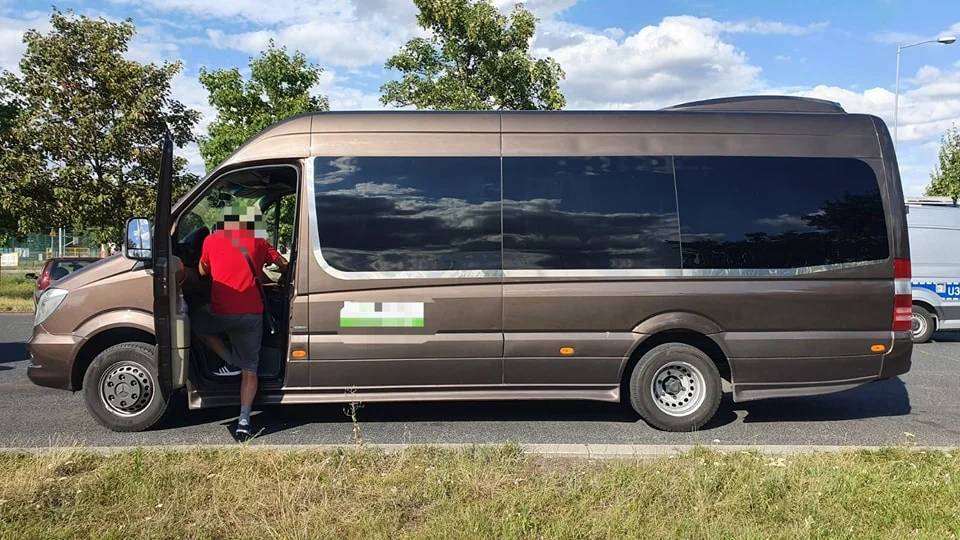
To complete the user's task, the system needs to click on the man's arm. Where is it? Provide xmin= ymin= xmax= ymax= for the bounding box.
xmin=262 ymin=240 xmax=289 ymax=282
xmin=198 ymin=237 xmax=212 ymax=277
xmin=274 ymin=255 xmax=289 ymax=281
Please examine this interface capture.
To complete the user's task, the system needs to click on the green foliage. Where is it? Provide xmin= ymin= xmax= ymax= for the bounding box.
xmin=0 ymin=275 xmax=34 ymax=300
xmin=198 ymin=40 xmax=329 ymax=171
xmin=0 ymin=87 xmax=17 ymax=134
xmin=0 ymin=85 xmax=22 ymax=243
xmin=925 ymin=126 xmax=960 ymax=202
xmin=0 ymin=10 xmax=199 ymax=245
xmin=381 ymin=0 xmax=566 ymax=110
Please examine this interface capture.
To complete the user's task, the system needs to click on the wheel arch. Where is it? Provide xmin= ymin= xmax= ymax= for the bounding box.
xmin=912 ymin=299 xmax=939 ymax=323
xmin=72 ymin=326 xmax=155 ymax=391
xmin=911 ymin=289 xmax=943 ymax=320
xmin=621 ymin=329 xmax=731 ymax=389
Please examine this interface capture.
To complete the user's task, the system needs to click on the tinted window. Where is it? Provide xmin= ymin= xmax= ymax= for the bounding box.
xmin=313 ymin=157 xmax=501 ymax=272
xmin=675 ymin=156 xmax=889 ymax=269
xmin=50 ymin=260 xmax=94 ymax=280
xmin=503 ymin=156 xmax=681 ymax=270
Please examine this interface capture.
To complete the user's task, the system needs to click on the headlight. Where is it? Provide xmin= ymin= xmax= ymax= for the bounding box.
xmin=35 ymin=288 xmax=68 ymax=327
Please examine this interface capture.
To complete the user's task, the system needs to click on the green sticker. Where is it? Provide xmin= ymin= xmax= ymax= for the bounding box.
xmin=340 ymin=302 xmax=424 ymax=328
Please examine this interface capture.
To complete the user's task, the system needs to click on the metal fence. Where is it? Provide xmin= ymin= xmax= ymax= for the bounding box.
xmin=1 ymin=230 xmax=113 ymax=272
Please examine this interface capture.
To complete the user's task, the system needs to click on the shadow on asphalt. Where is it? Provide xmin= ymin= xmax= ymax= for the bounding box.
xmin=158 ymin=399 xmax=641 ymax=435
xmin=736 ymin=376 xmax=910 ymax=423
xmin=0 ymin=341 xmax=28 ymax=365
xmin=153 ymin=376 xmax=911 ymax=436
xmin=930 ymin=332 xmax=960 ymax=343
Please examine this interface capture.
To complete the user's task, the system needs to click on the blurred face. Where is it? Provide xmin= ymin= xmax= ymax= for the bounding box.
xmin=218 ymin=205 xmax=267 ymax=238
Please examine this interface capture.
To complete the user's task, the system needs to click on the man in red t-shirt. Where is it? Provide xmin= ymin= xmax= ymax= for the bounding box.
xmin=193 ymin=205 xmax=288 ymax=439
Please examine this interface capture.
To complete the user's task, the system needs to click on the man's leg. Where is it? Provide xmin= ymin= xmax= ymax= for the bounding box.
xmin=232 ymin=314 xmax=263 ymax=437
xmin=200 ymin=333 xmax=228 ymax=359
xmin=191 ymin=306 xmax=239 ymax=375
xmin=239 ymin=370 xmax=258 ymax=426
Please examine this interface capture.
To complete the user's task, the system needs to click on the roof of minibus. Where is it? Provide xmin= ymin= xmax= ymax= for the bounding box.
xmin=211 ymin=96 xmax=884 ymax=171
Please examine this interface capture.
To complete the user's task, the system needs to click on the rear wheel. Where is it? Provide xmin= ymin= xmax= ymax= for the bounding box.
xmin=627 ymin=343 xmax=722 ymax=432
xmin=911 ymin=306 xmax=935 ymax=343
xmin=82 ymin=342 xmax=172 ymax=432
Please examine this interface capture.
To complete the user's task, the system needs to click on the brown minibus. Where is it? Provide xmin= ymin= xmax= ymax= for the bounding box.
xmin=27 ymin=95 xmax=913 ymax=432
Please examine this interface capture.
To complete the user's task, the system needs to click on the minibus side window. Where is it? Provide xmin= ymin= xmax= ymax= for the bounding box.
xmin=502 ymin=156 xmax=681 ymax=270
xmin=674 ymin=156 xmax=889 ymax=269
xmin=313 ymin=157 xmax=501 ymax=272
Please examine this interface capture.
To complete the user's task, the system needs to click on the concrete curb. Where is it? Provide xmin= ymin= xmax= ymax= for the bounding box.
xmin=0 ymin=443 xmax=955 ymax=457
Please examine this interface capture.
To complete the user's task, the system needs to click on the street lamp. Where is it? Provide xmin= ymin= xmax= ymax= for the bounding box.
xmin=895 ymin=36 xmax=956 ymax=150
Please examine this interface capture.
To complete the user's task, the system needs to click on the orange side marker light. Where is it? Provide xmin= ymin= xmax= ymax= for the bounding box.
xmin=560 ymin=347 xmax=575 ymax=356
xmin=870 ymin=344 xmax=886 ymax=353
xmin=292 ymin=350 xmax=307 ymax=359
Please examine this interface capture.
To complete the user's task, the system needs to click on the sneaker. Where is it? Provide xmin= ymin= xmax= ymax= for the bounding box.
xmin=235 ymin=420 xmax=252 ymax=440
xmin=212 ymin=364 xmax=241 ymax=377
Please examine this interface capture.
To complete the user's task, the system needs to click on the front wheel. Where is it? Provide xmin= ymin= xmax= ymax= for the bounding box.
xmin=82 ymin=342 xmax=172 ymax=432
xmin=627 ymin=343 xmax=722 ymax=432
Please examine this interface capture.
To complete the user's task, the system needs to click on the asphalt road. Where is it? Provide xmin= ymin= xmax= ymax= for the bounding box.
xmin=2 ymin=313 xmax=959 ymax=448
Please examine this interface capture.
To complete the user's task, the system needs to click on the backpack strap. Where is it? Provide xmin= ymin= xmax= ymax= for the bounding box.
xmin=241 ymin=250 xmax=277 ymax=336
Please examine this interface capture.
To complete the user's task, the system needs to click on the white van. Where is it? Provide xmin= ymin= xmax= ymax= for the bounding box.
xmin=908 ymin=196 xmax=960 ymax=342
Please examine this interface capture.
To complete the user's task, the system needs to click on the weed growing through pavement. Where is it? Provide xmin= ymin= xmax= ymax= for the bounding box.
xmin=344 ymin=388 xmax=364 ymax=448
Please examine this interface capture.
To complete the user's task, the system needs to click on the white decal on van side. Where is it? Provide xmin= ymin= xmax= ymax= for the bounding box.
xmin=339 ymin=302 xmax=424 ymax=328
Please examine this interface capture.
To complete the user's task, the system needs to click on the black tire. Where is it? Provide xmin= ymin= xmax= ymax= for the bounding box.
xmin=627 ymin=343 xmax=722 ymax=432
xmin=911 ymin=305 xmax=935 ymax=343
xmin=82 ymin=342 xmax=172 ymax=432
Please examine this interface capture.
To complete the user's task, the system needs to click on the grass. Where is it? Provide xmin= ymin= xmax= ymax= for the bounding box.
xmin=0 ymin=274 xmax=34 ymax=312
xmin=1 ymin=446 xmax=959 ymax=539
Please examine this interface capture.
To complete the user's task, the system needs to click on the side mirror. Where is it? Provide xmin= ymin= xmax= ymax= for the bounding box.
xmin=124 ymin=217 xmax=153 ymax=261
xmin=24 ymin=273 xmax=37 ymax=280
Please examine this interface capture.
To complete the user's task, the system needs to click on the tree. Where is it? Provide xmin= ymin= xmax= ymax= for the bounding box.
xmin=198 ymin=41 xmax=328 ymax=248
xmin=198 ymin=41 xmax=329 ymax=171
xmin=380 ymin=0 xmax=565 ymax=110
xmin=0 ymin=84 xmax=22 ymax=242
xmin=926 ymin=126 xmax=960 ymax=203
xmin=0 ymin=10 xmax=199 ymax=245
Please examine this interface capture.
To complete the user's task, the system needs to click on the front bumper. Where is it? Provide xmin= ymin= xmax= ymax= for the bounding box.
xmin=26 ymin=324 xmax=82 ymax=391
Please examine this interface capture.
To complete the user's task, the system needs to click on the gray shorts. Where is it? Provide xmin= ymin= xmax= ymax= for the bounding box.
xmin=191 ymin=305 xmax=263 ymax=373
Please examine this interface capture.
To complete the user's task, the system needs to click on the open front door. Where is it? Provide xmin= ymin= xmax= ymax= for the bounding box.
xmin=153 ymin=134 xmax=188 ymax=395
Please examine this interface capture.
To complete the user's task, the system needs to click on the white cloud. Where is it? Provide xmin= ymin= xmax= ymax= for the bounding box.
xmin=490 ymin=0 xmax=577 ymax=18
xmin=713 ymin=19 xmax=829 ymax=36
xmin=797 ymin=65 xmax=960 ymax=145
xmin=110 ymin=0 xmax=421 ymax=50
xmin=793 ymin=67 xmax=960 ymax=196
xmin=775 ymin=55 xmax=792 ymax=61
xmin=109 ymin=0 xmax=342 ymax=25
xmin=536 ymin=16 xmax=765 ymax=109
xmin=756 ymin=214 xmax=808 ymax=228
xmin=873 ymin=21 xmax=960 ymax=45
xmin=942 ymin=22 xmax=960 ymax=39
xmin=528 ymin=14 xmax=957 ymax=195
xmin=179 ymin=141 xmax=205 ymax=176
xmin=0 ymin=12 xmax=49 ymax=74
xmin=872 ymin=31 xmax=924 ymax=45
xmin=127 ymin=25 xmax=181 ymax=64
xmin=315 ymin=69 xmax=386 ymax=110
xmin=207 ymin=15 xmax=416 ymax=69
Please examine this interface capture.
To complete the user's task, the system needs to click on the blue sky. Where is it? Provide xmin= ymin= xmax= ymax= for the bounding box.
xmin=2 ymin=0 xmax=959 ymax=194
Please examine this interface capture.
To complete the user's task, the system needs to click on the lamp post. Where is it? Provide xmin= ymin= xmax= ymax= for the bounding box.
xmin=895 ymin=36 xmax=956 ymax=150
